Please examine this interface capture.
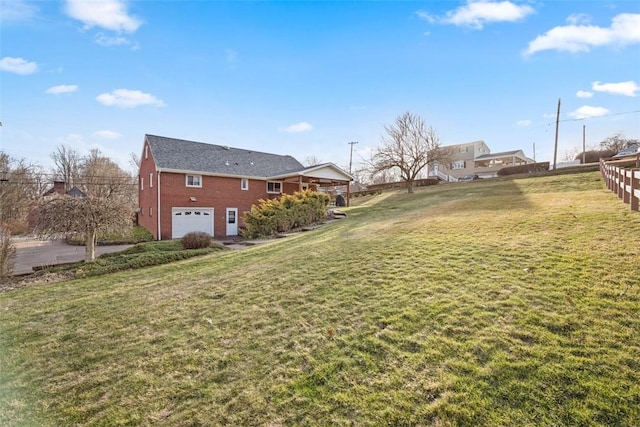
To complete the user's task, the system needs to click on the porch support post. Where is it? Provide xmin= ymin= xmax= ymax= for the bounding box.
xmin=298 ymin=175 xmax=303 ymax=191
xmin=347 ymin=180 xmax=351 ymax=207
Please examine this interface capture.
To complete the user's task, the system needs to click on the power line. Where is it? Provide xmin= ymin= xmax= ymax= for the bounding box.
xmin=551 ymin=109 xmax=640 ymax=125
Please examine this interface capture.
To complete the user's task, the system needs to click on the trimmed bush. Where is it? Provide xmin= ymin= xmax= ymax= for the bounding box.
xmin=243 ymin=190 xmax=330 ymax=238
xmin=181 ymin=231 xmax=213 ymax=249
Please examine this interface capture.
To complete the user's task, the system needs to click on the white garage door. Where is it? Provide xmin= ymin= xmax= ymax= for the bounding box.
xmin=172 ymin=208 xmax=214 ymax=239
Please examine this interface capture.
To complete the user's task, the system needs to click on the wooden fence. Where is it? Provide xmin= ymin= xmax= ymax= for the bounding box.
xmin=600 ymin=157 xmax=640 ymax=212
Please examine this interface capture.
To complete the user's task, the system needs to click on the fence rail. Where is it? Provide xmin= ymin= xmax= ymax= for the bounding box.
xmin=600 ymin=157 xmax=640 ymax=212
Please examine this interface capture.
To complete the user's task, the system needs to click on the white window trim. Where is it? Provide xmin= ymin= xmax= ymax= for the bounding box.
xmin=186 ymin=174 xmax=202 ymax=188
xmin=241 ymin=178 xmax=249 ymax=191
xmin=150 ymin=173 xmax=153 ymax=188
xmin=144 ymin=145 xmax=148 ymax=159
xmin=141 ymin=177 xmax=144 ymax=191
xmin=267 ymin=181 xmax=282 ymax=194
xmin=451 ymin=160 xmax=466 ymax=170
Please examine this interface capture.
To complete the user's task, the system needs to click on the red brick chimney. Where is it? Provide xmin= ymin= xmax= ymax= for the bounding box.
xmin=52 ymin=181 xmax=66 ymax=195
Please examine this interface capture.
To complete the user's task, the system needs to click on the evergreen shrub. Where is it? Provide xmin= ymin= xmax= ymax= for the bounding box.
xmin=242 ymin=190 xmax=330 ymax=238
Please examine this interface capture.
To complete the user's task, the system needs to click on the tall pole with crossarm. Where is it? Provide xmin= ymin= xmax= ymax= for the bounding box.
xmin=348 ymin=141 xmax=358 ymax=174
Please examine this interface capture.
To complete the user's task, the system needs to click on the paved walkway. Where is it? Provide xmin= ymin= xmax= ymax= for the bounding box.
xmin=11 ymin=239 xmax=132 ymax=276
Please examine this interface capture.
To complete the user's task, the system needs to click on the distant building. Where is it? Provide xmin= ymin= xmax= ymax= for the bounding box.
xmin=42 ymin=181 xmax=86 ymax=199
xmin=430 ymin=140 xmax=535 ymax=181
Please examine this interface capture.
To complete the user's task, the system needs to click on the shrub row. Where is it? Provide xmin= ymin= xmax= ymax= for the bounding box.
xmin=33 ymin=240 xmax=224 ymax=279
xmin=242 ymin=190 xmax=330 ymax=238
xmin=497 ymin=162 xmax=550 ymax=176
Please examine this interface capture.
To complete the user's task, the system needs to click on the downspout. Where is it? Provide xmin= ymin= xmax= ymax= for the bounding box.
xmin=157 ymin=170 xmax=161 ymax=240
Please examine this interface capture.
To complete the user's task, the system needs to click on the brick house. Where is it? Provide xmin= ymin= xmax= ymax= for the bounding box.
xmin=138 ymin=134 xmax=353 ymax=240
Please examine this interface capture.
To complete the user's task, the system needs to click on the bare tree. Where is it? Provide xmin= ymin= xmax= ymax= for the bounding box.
xmin=371 ymin=112 xmax=449 ymax=193
xmin=600 ymin=132 xmax=640 ymax=153
xmin=34 ymin=196 xmax=133 ymax=262
xmin=80 ymin=148 xmax=135 ymax=204
xmin=50 ymin=145 xmax=81 ymax=191
xmin=129 ymin=152 xmax=141 ymax=174
xmin=304 ymin=155 xmax=323 ymax=167
xmin=0 ymin=152 xmax=47 ymax=233
xmin=0 ymin=227 xmax=16 ymax=277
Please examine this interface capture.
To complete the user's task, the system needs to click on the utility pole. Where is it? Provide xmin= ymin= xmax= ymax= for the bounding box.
xmin=348 ymin=141 xmax=358 ymax=174
xmin=533 ymin=142 xmax=536 ymax=162
xmin=553 ymin=98 xmax=561 ymax=170
xmin=582 ymin=125 xmax=586 ymax=164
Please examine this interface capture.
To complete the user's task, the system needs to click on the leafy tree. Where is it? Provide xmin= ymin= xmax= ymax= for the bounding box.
xmin=34 ymin=196 xmax=133 ymax=262
xmin=370 ymin=111 xmax=450 ymax=193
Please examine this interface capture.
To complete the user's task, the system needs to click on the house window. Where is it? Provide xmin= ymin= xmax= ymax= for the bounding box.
xmin=241 ymin=178 xmax=249 ymax=191
xmin=144 ymin=145 xmax=148 ymax=159
xmin=149 ymin=207 xmax=153 ymax=216
xmin=141 ymin=177 xmax=144 ymax=191
xmin=267 ymin=181 xmax=282 ymax=194
xmin=150 ymin=173 xmax=153 ymax=188
xmin=451 ymin=160 xmax=466 ymax=170
xmin=186 ymin=174 xmax=202 ymax=188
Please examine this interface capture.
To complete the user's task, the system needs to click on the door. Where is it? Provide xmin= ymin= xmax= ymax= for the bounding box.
xmin=226 ymin=208 xmax=238 ymax=236
xmin=172 ymin=208 xmax=214 ymax=239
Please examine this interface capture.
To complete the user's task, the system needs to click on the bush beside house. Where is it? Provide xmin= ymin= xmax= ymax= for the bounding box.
xmin=242 ymin=191 xmax=331 ymax=238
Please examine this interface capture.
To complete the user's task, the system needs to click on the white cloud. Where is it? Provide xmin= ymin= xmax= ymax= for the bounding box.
xmin=0 ymin=0 xmax=38 ymax=23
xmin=96 ymin=89 xmax=165 ymax=108
xmin=568 ymin=105 xmax=610 ymax=119
xmin=524 ymin=13 xmax=640 ymax=56
xmin=0 ymin=56 xmax=38 ymax=75
xmin=576 ymin=90 xmax=593 ymax=98
xmin=280 ymin=122 xmax=313 ymax=133
xmin=95 ymin=33 xmax=137 ymax=49
xmin=92 ymin=130 xmax=122 ymax=139
xmin=516 ymin=120 xmax=531 ymax=127
xmin=45 ymin=84 xmax=78 ymax=94
xmin=420 ymin=1 xmax=535 ymax=30
xmin=592 ymin=80 xmax=638 ymax=97
xmin=566 ymin=13 xmax=591 ymax=26
xmin=65 ymin=0 xmax=141 ymax=33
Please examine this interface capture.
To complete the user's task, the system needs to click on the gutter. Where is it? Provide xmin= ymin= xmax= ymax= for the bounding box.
xmin=157 ymin=170 xmax=161 ymax=240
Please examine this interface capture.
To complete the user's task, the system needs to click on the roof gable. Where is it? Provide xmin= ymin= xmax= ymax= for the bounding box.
xmin=145 ymin=134 xmax=305 ymax=178
xmin=271 ymin=162 xmax=353 ymax=182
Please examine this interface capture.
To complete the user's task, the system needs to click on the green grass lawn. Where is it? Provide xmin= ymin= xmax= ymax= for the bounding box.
xmin=1 ymin=171 xmax=639 ymax=426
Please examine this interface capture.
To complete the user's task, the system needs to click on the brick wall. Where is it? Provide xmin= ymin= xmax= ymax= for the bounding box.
xmin=157 ymin=173 xmax=281 ymax=239
xmin=138 ymin=140 xmax=308 ymax=239
xmin=138 ymin=141 xmax=159 ymax=239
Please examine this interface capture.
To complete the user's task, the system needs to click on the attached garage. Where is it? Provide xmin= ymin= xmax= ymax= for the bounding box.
xmin=171 ymin=208 xmax=214 ymax=239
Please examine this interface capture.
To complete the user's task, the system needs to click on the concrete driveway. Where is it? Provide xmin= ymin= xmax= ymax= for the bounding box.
xmin=11 ymin=238 xmax=132 ymax=276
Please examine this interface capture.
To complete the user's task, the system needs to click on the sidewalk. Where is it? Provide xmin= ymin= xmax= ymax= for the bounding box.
xmin=11 ymin=239 xmax=132 ymax=276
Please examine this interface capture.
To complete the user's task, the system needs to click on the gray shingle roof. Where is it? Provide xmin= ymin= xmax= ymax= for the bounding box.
xmin=145 ymin=134 xmax=305 ymax=177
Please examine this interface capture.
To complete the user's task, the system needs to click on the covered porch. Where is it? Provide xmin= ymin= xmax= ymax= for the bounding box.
xmin=474 ymin=150 xmax=535 ymax=177
xmin=270 ymin=163 xmax=354 ymax=205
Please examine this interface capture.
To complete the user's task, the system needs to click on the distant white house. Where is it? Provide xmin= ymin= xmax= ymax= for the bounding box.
xmin=429 ymin=140 xmax=535 ymax=181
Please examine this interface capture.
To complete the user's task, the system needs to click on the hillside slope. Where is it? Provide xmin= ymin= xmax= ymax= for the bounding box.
xmin=1 ymin=171 xmax=639 ymax=426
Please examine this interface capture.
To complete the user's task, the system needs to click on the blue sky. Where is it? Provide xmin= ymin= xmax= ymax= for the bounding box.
xmin=1 ymin=0 xmax=639 ymax=174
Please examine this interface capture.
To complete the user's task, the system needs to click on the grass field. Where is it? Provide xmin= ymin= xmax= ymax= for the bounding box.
xmin=1 ymin=171 xmax=639 ymax=426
